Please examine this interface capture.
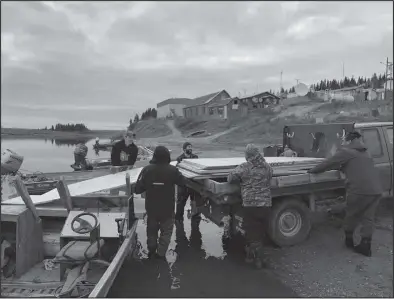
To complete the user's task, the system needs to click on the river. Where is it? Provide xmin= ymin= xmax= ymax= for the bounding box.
xmin=1 ymin=137 xmax=297 ymax=297
xmin=2 ymin=138 xmax=112 ymax=173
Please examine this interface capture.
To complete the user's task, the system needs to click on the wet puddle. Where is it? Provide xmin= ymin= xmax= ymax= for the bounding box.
xmin=109 ymin=197 xmax=297 ymax=297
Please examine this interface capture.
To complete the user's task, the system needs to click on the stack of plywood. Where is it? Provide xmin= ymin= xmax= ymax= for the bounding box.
xmin=176 ymin=157 xmax=325 ymax=180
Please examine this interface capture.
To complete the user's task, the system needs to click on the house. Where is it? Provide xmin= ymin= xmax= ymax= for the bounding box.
xmin=156 ymin=98 xmax=191 ymax=118
xmin=238 ymin=92 xmax=280 ymax=110
xmin=183 ymin=90 xmax=232 ymax=118
xmin=205 ymin=97 xmax=248 ymax=120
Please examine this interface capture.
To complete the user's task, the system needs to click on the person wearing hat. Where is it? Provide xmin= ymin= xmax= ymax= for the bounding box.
xmin=134 ymin=146 xmax=186 ymax=260
xmin=228 ymin=144 xmax=273 ymax=269
xmin=308 ymin=131 xmax=382 ymax=257
xmin=71 ymin=143 xmax=92 ymax=170
xmin=111 ymin=129 xmax=139 ymax=168
xmin=175 ymin=142 xmax=199 ymax=222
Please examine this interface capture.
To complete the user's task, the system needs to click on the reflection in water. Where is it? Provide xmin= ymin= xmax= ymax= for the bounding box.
xmin=109 ymin=211 xmax=297 ymax=298
xmin=53 ymin=138 xmax=91 ymax=146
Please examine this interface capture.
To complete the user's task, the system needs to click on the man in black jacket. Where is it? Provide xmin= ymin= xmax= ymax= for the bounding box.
xmin=135 ymin=146 xmax=186 ymax=260
xmin=111 ymin=130 xmax=139 ymax=168
xmin=308 ymin=131 xmax=382 ymax=257
xmin=175 ymin=142 xmax=199 ymax=222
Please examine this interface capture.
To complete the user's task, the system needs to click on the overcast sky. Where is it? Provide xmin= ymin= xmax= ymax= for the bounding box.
xmin=1 ymin=1 xmax=393 ymax=129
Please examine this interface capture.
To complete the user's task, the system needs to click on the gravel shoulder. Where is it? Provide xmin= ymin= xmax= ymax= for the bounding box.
xmin=264 ymin=208 xmax=393 ymax=297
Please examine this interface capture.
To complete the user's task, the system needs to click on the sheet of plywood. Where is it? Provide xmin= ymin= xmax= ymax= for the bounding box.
xmin=180 ymin=157 xmax=324 ymax=171
xmin=3 ymin=162 xmax=178 ymax=206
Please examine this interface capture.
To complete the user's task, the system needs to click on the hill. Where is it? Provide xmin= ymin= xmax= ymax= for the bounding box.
xmin=173 ymin=98 xmax=393 ymax=146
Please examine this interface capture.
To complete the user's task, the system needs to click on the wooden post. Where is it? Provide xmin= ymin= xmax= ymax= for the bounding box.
xmin=14 ymin=176 xmax=41 ymax=223
xmin=56 ymin=177 xmax=73 ymax=212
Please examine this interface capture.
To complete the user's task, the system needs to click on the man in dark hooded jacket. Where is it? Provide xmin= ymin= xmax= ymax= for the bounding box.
xmin=175 ymin=142 xmax=199 ymax=222
xmin=308 ymin=131 xmax=382 ymax=257
xmin=135 ymin=146 xmax=186 ymax=260
xmin=228 ymin=144 xmax=273 ymax=269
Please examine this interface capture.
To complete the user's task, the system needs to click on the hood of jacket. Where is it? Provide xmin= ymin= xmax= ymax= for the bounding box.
xmin=345 ymin=139 xmax=367 ymax=152
xmin=150 ymin=146 xmax=171 ymax=165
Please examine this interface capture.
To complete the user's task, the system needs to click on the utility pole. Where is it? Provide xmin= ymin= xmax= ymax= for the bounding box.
xmin=342 ymin=62 xmax=345 ymax=79
xmin=381 ymin=57 xmax=393 ymax=100
xmin=280 ymin=70 xmax=283 ymax=98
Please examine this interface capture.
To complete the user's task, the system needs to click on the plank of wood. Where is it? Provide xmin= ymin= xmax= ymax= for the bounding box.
xmin=89 ymin=221 xmax=138 ymax=298
xmin=15 ymin=209 xmax=44 ymax=278
xmin=4 ymin=162 xmax=177 ymax=206
xmin=57 ymin=178 xmax=73 ymax=212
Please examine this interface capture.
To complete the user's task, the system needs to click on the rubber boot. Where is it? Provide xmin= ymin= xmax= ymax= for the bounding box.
xmin=250 ymin=243 xmax=264 ymax=270
xmin=344 ymin=231 xmax=354 ymax=248
xmin=354 ymin=237 xmax=372 ymax=257
xmin=244 ymin=245 xmax=253 ymax=264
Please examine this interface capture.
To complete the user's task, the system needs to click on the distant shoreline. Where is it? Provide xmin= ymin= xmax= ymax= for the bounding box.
xmin=1 ymin=128 xmax=122 ymax=140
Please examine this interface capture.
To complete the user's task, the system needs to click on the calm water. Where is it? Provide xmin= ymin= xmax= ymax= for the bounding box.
xmin=2 ymin=138 xmax=112 ymax=173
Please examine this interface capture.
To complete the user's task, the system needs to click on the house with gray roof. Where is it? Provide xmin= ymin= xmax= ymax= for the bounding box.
xmin=183 ymin=90 xmax=248 ymax=120
xmin=156 ymin=97 xmax=191 ymax=118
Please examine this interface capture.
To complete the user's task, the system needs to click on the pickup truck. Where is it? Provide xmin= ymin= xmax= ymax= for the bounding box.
xmin=180 ymin=122 xmax=393 ymax=248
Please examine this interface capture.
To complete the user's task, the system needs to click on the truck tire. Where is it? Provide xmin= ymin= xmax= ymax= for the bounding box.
xmin=267 ymin=198 xmax=311 ymax=247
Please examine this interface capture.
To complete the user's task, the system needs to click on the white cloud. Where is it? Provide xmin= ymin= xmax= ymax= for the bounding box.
xmin=1 ymin=1 xmax=392 ymax=129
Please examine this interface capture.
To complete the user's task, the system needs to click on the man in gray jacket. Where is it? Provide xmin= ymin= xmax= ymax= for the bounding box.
xmin=228 ymin=144 xmax=273 ymax=269
xmin=308 ymin=131 xmax=382 ymax=257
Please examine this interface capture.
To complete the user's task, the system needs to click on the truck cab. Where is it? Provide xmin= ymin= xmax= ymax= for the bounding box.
xmin=280 ymin=121 xmax=393 ymax=196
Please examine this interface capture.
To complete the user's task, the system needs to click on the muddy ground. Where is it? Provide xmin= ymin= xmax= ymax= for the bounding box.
xmin=109 ymin=196 xmax=393 ymax=297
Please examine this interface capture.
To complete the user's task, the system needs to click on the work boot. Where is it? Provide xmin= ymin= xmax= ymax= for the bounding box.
xmin=354 ymin=237 xmax=372 ymax=257
xmin=344 ymin=231 xmax=354 ymax=248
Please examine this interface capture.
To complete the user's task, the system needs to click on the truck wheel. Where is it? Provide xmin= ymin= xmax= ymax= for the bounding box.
xmin=267 ymin=198 xmax=311 ymax=247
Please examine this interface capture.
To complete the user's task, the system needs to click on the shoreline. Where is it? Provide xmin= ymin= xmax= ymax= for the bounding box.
xmin=1 ymin=128 xmax=121 ymax=140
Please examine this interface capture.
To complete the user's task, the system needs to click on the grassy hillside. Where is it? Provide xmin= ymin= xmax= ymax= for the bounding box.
xmin=174 ymin=98 xmax=393 ymax=146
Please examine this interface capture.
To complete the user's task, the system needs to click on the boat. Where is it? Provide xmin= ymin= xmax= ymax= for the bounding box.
xmin=2 ymin=146 xmax=154 ymax=197
xmin=1 ymin=175 xmax=139 ymax=298
xmin=93 ymin=143 xmax=113 ymax=151
xmin=1 ymin=149 xmax=24 ymax=175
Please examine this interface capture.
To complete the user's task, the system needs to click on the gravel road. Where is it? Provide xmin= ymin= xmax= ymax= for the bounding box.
xmin=263 ymin=205 xmax=393 ymax=297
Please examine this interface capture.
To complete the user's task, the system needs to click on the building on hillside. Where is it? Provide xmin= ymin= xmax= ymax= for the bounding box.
xmin=238 ymin=92 xmax=280 ymax=110
xmin=205 ymin=97 xmax=248 ymax=120
xmin=156 ymin=98 xmax=191 ymax=118
xmin=183 ymin=90 xmax=232 ymax=118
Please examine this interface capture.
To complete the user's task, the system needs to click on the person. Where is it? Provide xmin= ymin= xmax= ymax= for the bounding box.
xmin=71 ymin=143 xmax=92 ymax=170
xmin=227 ymin=144 xmax=273 ymax=269
xmin=175 ymin=142 xmax=199 ymax=222
xmin=134 ymin=146 xmax=186 ymax=260
xmin=111 ymin=130 xmax=138 ymax=168
xmin=280 ymin=145 xmax=297 ymax=157
xmin=307 ymin=131 xmax=382 ymax=257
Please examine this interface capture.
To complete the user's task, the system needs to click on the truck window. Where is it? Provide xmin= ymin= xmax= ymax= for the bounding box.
xmin=386 ymin=127 xmax=393 ymax=145
xmin=361 ymin=128 xmax=383 ymax=157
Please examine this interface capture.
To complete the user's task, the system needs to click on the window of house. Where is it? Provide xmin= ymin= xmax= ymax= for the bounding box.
xmin=361 ymin=128 xmax=383 ymax=157
xmin=209 ymin=108 xmax=214 ymax=115
xmin=233 ymin=99 xmax=238 ymax=105
xmin=386 ymin=127 xmax=393 ymax=145
xmin=218 ymin=107 xmax=224 ymax=115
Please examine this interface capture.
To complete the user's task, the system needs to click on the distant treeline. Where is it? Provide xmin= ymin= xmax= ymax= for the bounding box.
xmin=269 ymin=73 xmax=388 ymax=95
xmin=128 ymin=108 xmax=158 ymax=129
xmin=40 ymin=123 xmax=90 ymax=132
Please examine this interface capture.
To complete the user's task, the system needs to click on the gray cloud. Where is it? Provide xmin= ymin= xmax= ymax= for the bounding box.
xmin=1 ymin=1 xmax=392 ymax=129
